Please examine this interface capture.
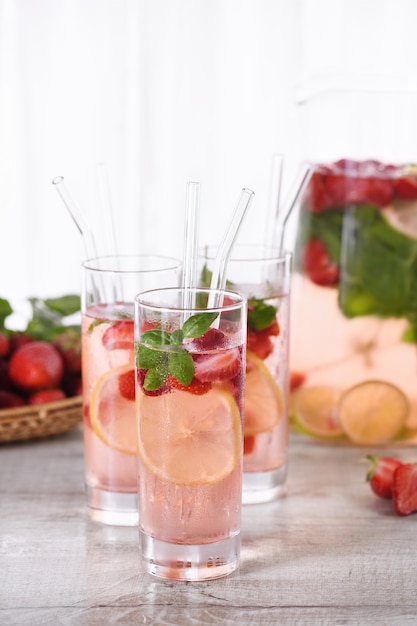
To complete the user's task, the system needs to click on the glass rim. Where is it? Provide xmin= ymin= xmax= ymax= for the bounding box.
xmin=199 ymin=244 xmax=292 ymax=264
xmin=135 ymin=286 xmax=246 ymax=313
xmin=82 ymin=253 xmax=182 ymax=274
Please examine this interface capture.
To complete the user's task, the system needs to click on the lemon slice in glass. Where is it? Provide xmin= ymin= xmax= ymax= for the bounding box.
xmin=243 ymin=350 xmax=283 ymax=437
xmin=90 ymin=364 xmax=136 ymax=455
xmin=137 ymin=384 xmax=242 ymax=485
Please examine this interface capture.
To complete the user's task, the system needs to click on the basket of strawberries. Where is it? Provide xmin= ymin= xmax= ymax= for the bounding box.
xmin=0 ymin=295 xmax=82 ymax=442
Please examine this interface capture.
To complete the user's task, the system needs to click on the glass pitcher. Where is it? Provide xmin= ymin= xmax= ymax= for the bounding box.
xmin=290 ymin=75 xmax=417 ymax=446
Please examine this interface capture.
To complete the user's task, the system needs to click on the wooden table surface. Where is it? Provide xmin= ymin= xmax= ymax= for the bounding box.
xmin=1 ymin=426 xmax=417 ymax=625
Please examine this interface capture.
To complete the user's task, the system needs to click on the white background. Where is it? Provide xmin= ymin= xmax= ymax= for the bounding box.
xmin=1 ymin=0 xmax=417 ymax=326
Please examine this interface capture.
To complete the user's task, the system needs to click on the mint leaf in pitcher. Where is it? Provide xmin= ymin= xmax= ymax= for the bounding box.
xmin=248 ymin=299 xmax=277 ymax=331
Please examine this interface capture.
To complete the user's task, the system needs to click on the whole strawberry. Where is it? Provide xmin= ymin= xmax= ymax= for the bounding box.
xmin=392 ymin=463 xmax=417 ymax=516
xmin=9 ymin=341 xmax=64 ymax=392
xmin=366 ymin=455 xmax=403 ymax=499
xmin=52 ymin=328 xmax=81 ymax=375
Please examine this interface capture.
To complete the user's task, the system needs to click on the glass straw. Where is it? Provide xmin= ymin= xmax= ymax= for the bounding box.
xmin=264 ymin=153 xmax=284 ymax=250
xmin=182 ymin=181 xmax=201 ymax=313
xmin=208 ymin=188 xmax=255 ymax=308
xmin=52 ymin=176 xmax=98 ymax=260
xmin=275 ymin=163 xmax=314 ymax=250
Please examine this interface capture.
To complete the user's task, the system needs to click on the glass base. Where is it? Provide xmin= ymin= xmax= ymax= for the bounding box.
xmin=87 ymin=486 xmax=138 ymax=526
xmin=242 ymin=465 xmax=287 ymax=504
xmin=140 ymin=531 xmax=241 ymax=581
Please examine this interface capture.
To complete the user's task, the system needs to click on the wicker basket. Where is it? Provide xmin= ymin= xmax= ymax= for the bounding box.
xmin=0 ymin=396 xmax=83 ymax=443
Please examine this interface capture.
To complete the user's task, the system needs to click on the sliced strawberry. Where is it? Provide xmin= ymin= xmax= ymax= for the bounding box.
xmin=290 ymin=371 xmax=306 ymax=391
xmin=118 ymin=368 xmax=136 ymax=401
xmin=395 ymin=176 xmax=417 ymax=200
xmin=29 ymin=389 xmax=66 ymax=405
xmin=244 ymin=436 xmax=255 ymax=455
xmin=193 ymin=347 xmax=241 ymax=383
xmin=307 ymin=171 xmax=333 ymax=213
xmin=393 ymin=463 xmax=417 ymax=515
xmin=366 ymin=455 xmax=403 ymax=499
xmin=303 ymin=239 xmax=339 ymax=287
xmin=169 ymin=375 xmax=212 ymax=395
xmin=102 ymin=320 xmax=134 ymax=351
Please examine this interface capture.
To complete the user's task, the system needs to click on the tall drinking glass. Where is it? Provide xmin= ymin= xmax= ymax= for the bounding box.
xmin=81 ymin=254 xmax=182 ymax=526
xmin=134 ymin=287 xmax=246 ymax=580
xmin=200 ymin=245 xmax=292 ymax=503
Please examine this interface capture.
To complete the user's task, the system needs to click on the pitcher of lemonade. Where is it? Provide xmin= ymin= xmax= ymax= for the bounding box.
xmin=289 ymin=75 xmax=417 ymax=446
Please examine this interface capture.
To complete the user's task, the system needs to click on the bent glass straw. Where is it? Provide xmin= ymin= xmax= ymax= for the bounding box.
xmin=208 ymin=188 xmax=255 ymax=308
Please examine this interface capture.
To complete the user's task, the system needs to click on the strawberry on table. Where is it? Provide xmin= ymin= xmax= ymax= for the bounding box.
xmin=366 ymin=455 xmax=403 ymax=499
xmin=392 ymin=463 xmax=417 ymax=516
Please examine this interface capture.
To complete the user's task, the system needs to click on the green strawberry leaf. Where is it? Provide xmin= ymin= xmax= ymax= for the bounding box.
xmin=182 ymin=312 xmax=218 ymax=338
xmin=168 ymin=350 xmax=194 ymax=386
xmin=44 ymin=295 xmax=81 ymax=317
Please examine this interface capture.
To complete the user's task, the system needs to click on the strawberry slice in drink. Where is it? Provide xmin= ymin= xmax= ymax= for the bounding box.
xmin=303 ymin=238 xmax=339 ymax=287
xmin=193 ymin=346 xmax=242 ymax=383
xmin=102 ymin=320 xmax=134 ymax=350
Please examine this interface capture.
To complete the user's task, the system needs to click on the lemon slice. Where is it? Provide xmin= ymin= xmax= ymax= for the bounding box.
xmin=243 ymin=350 xmax=283 ymax=437
xmin=293 ymin=385 xmax=344 ymax=439
xmin=90 ymin=364 xmax=136 ymax=455
xmin=338 ymin=380 xmax=409 ymax=445
xmin=137 ymin=384 xmax=242 ymax=485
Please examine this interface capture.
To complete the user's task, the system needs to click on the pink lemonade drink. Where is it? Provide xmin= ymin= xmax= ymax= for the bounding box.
xmin=291 ymin=159 xmax=417 ymax=446
xmin=81 ymin=255 xmax=182 ymax=526
xmin=135 ymin=287 xmax=246 ymax=581
xmin=200 ymin=246 xmax=292 ymax=504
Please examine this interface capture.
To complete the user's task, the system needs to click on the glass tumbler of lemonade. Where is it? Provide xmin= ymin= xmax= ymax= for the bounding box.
xmin=134 ymin=287 xmax=246 ymax=580
xmin=200 ymin=246 xmax=292 ymax=504
xmin=81 ymin=255 xmax=182 ymax=525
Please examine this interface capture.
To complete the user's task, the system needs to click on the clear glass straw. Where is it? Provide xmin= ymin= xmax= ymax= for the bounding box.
xmin=208 ymin=188 xmax=255 ymax=308
xmin=264 ymin=152 xmax=284 ymax=250
xmin=182 ymin=181 xmax=201 ymax=314
xmin=52 ymin=176 xmax=98 ymax=260
xmin=275 ymin=163 xmax=314 ymax=250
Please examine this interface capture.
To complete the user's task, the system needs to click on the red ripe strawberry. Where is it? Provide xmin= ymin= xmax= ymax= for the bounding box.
xmin=193 ymin=347 xmax=242 ymax=383
xmin=118 ymin=368 xmax=136 ymax=401
xmin=303 ymin=239 xmax=339 ymax=287
xmin=392 ymin=463 xmax=417 ymax=516
xmin=53 ymin=329 xmax=81 ymax=375
xmin=102 ymin=320 xmax=134 ymax=351
xmin=307 ymin=171 xmax=333 ymax=212
xmin=9 ymin=333 xmax=34 ymax=355
xmin=0 ymin=390 xmax=26 ymax=409
xmin=191 ymin=327 xmax=228 ymax=350
xmin=0 ymin=359 xmax=12 ymax=390
xmin=247 ymin=329 xmax=273 ymax=360
xmin=244 ymin=436 xmax=255 ymax=455
xmin=29 ymin=389 xmax=66 ymax=405
xmin=0 ymin=332 xmax=10 ymax=358
xmin=169 ymin=375 xmax=212 ymax=396
xmin=366 ymin=455 xmax=403 ymax=499
xmin=290 ymin=371 xmax=306 ymax=391
xmin=8 ymin=341 xmax=64 ymax=391
xmin=395 ymin=176 xmax=417 ymax=200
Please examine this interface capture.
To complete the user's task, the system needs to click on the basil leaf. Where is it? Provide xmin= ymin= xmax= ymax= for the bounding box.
xmin=248 ymin=299 xmax=277 ymax=331
xmin=144 ymin=362 xmax=169 ymax=391
xmin=168 ymin=350 xmax=194 ymax=386
xmin=182 ymin=312 xmax=218 ymax=338
xmin=136 ymin=344 xmax=164 ymax=369
xmin=141 ymin=329 xmax=172 ymax=348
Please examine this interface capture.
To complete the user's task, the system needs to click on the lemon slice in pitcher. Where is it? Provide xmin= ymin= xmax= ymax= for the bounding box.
xmin=338 ymin=380 xmax=409 ymax=445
